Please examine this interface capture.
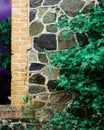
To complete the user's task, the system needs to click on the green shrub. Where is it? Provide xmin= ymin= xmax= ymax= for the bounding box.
xmin=44 ymin=2 xmax=104 ymax=130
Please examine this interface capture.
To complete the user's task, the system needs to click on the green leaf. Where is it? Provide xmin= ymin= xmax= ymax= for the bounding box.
xmin=23 ymin=96 xmax=28 ymax=103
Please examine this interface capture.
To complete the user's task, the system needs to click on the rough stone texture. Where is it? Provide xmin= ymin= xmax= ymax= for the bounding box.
xmin=29 ymin=74 xmax=45 ymax=85
xmin=43 ymin=12 xmax=56 ymax=23
xmin=34 ymin=91 xmax=73 ymax=121
xmin=47 ymin=80 xmax=58 ymax=91
xmin=34 ymin=94 xmax=49 ymax=102
xmin=38 ymin=7 xmax=48 ymax=18
xmin=29 ymin=9 xmax=37 ymax=22
xmin=38 ymin=54 xmax=48 ymax=63
xmin=28 ymin=50 xmax=38 ymax=63
xmin=58 ymin=32 xmax=77 ymax=50
xmin=50 ymin=91 xmax=72 ymax=104
xmin=29 ymin=21 xmax=43 ymax=36
xmin=27 ymin=0 xmax=85 ymax=122
xmin=29 ymin=86 xmax=46 ymax=94
xmin=29 ymin=63 xmax=45 ymax=71
xmin=46 ymin=24 xmax=57 ymax=33
xmin=60 ymin=0 xmax=85 ymax=16
xmin=33 ymin=34 xmax=57 ymax=52
xmin=35 ymin=108 xmax=54 ymax=122
xmin=41 ymin=66 xmax=60 ymax=80
xmin=30 ymin=0 xmax=43 ymax=8
xmin=0 ymin=119 xmax=43 ymax=130
xmin=43 ymin=0 xmax=61 ymax=5
xmin=34 ymin=101 xmax=46 ymax=109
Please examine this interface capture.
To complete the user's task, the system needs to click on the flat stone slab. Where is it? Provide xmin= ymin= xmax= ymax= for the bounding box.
xmin=30 ymin=0 xmax=43 ymax=8
xmin=43 ymin=11 xmax=56 ymax=23
xmin=33 ymin=34 xmax=57 ymax=52
xmin=47 ymin=80 xmax=58 ymax=91
xmin=29 ymin=21 xmax=43 ymax=36
xmin=60 ymin=0 xmax=85 ymax=16
xmin=29 ymin=9 xmax=37 ymax=22
xmin=34 ymin=101 xmax=46 ymax=109
xmin=38 ymin=54 xmax=48 ymax=63
xmin=43 ymin=0 xmax=61 ymax=5
xmin=29 ymin=74 xmax=45 ymax=85
xmin=29 ymin=63 xmax=45 ymax=71
xmin=29 ymin=86 xmax=46 ymax=94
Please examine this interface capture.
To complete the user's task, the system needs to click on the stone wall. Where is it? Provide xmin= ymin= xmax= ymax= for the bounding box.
xmin=0 ymin=0 xmax=91 ymax=119
xmin=28 ymin=0 xmax=86 ymax=121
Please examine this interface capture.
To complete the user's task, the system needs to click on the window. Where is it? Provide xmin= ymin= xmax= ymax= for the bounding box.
xmin=0 ymin=0 xmax=11 ymax=104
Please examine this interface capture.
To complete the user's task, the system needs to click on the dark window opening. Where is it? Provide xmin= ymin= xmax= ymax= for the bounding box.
xmin=0 ymin=0 xmax=11 ymax=104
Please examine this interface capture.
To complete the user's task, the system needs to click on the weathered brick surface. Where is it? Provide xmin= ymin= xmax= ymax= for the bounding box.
xmin=5 ymin=0 xmax=32 ymax=117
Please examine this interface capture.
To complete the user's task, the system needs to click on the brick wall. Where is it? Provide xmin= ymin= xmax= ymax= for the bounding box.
xmin=11 ymin=0 xmax=31 ymax=117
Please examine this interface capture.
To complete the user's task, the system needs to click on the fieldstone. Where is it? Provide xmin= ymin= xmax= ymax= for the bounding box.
xmin=29 ymin=63 xmax=45 ymax=71
xmin=50 ymin=91 xmax=72 ymax=104
xmin=33 ymin=34 xmax=57 ymax=52
xmin=42 ymin=66 xmax=60 ymax=80
xmin=29 ymin=74 xmax=45 ymax=85
xmin=47 ymin=80 xmax=58 ymax=91
xmin=28 ymin=49 xmax=38 ymax=63
xmin=60 ymin=0 xmax=85 ymax=16
xmin=29 ymin=21 xmax=43 ymax=36
xmin=34 ymin=101 xmax=46 ymax=109
xmin=35 ymin=94 xmax=48 ymax=101
xmin=46 ymin=24 xmax=57 ymax=33
xmin=35 ymin=108 xmax=54 ymax=122
xmin=43 ymin=12 xmax=56 ymax=23
xmin=38 ymin=7 xmax=48 ymax=18
xmin=29 ymin=86 xmax=46 ymax=94
xmin=29 ymin=9 xmax=37 ymax=22
xmin=30 ymin=0 xmax=43 ymax=8
xmin=58 ymin=32 xmax=77 ymax=50
xmin=43 ymin=0 xmax=61 ymax=5
xmin=38 ymin=54 xmax=48 ymax=63
xmin=51 ymin=103 xmax=66 ymax=112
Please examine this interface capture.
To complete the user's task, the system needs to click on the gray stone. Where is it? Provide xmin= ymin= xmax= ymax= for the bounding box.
xmin=46 ymin=24 xmax=57 ymax=33
xmin=30 ymin=0 xmax=43 ymax=8
xmin=47 ymin=80 xmax=58 ymax=91
xmin=43 ymin=12 xmax=56 ymax=23
xmin=60 ymin=0 xmax=85 ymax=16
xmin=38 ymin=7 xmax=48 ymax=18
xmin=35 ymin=108 xmax=54 ymax=122
xmin=38 ymin=54 xmax=48 ymax=63
xmin=29 ymin=21 xmax=43 ymax=36
xmin=33 ymin=34 xmax=57 ymax=52
xmin=29 ymin=86 xmax=46 ymax=94
xmin=29 ymin=74 xmax=45 ymax=85
xmin=35 ymin=94 xmax=49 ymax=101
xmin=28 ymin=50 xmax=38 ymax=62
xmin=50 ymin=91 xmax=72 ymax=104
xmin=43 ymin=0 xmax=61 ymax=5
xmin=58 ymin=32 xmax=77 ymax=50
xmin=42 ymin=66 xmax=60 ymax=80
xmin=29 ymin=9 xmax=37 ymax=22
xmin=29 ymin=63 xmax=45 ymax=71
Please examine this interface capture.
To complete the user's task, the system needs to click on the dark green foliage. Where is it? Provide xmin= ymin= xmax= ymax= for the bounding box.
xmin=44 ymin=3 xmax=104 ymax=130
xmin=0 ymin=18 xmax=11 ymax=69
xmin=0 ymin=18 xmax=11 ymax=104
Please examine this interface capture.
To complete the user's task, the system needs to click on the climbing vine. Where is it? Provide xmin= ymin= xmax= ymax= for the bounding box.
xmin=44 ymin=1 xmax=104 ymax=130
